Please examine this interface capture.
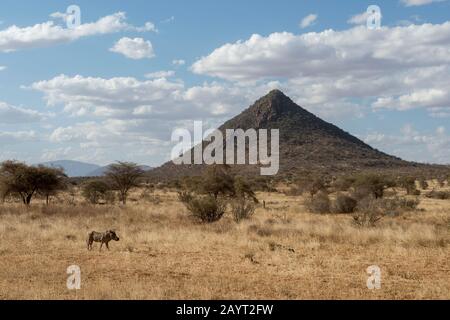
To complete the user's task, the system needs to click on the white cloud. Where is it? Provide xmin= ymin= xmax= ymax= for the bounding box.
xmin=363 ymin=124 xmax=450 ymax=164
xmin=0 ymin=12 xmax=156 ymax=53
xmin=172 ymin=59 xmax=185 ymax=66
xmin=347 ymin=12 xmax=371 ymax=25
xmin=110 ymin=37 xmax=155 ymax=59
xmin=162 ymin=16 xmax=175 ymax=23
xmin=135 ymin=22 xmax=158 ymax=33
xmin=191 ymin=22 xmax=450 ymax=116
xmin=0 ymin=131 xmax=37 ymax=145
xmin=300 ymin=14 xmax=318 ymax=29
xmin=29 ymin=74 xmax=257 ymax=121
xmin=145 ymin=70 xmax=175 ymax=79
xmin=0 ymin=66 xmax=6 ymax=71
xmin=0 ymin=102 xmax=47 ymax=123
xmin=401 ymin=0 xmax=447 ymax=7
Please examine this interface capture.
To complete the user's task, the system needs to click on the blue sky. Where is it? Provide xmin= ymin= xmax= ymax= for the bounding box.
xmin=1 ymin=0 xmax=450 ymax=166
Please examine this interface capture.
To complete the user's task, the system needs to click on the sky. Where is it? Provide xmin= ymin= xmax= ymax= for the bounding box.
xmin=0 ymin=0 xmax=450 ymax=166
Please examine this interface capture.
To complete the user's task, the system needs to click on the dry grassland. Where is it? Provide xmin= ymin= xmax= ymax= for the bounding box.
xmin=0 ymin=187 xmax=449 ymax=299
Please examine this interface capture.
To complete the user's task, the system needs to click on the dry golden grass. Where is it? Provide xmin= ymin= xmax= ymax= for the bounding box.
xmin=0 ymin=187 xmax=449 ymax=300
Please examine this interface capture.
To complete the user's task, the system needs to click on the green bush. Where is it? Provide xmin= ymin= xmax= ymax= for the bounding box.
xmin=181 ymin=194 xmax=226 ymax=223
xmin=81 ymin=180 xmax=111 ymax=204
xmin=352 ymin=173 xmax=395 ymax=200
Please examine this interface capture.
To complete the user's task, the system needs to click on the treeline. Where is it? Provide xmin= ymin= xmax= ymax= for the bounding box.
xmin=288 ymin=172 xmax=450 ymax=226
xmin=0 ymin=160 xmax=145 ymax=205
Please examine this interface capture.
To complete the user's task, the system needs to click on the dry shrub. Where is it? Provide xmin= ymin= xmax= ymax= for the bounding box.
xmin=141 ymin=190 xmax=162 ymax=205
xmin=417 ymin=178 xmax=429 ymax=190
xmin=332 ymin=193 xmax=357 ymax=213
xmin=353 ymin=194 xmax=420 ymax=227
xmin=391 ymin=197 xmax=420 ymax=212
xmin=398 ymin=176 xmax=420 ymax=195
xmin=285 ymin=186 xmax=303 ymax=196
xmin=231 ymin=199 xmax=255 ymax=223
xmin=247 ymin=224 xmax=273 ymax=237
xmin=426 ymin=190 xmax=450 ymax=200
xmin=353 ymin=198 xmax=383 ymax=227
xmin=305 ymin=191 xmax=331 ymax=214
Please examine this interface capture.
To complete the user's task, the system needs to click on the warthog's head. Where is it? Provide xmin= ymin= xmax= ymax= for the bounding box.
xmin=109 ymin=230 xmax=120 ymax=241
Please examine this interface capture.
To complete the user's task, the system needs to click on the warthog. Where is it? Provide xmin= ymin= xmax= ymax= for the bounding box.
xmin=87 ymin=230 xmax=120 ymax=251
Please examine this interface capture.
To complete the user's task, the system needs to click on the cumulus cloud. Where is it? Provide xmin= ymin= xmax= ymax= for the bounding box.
xmin=172 ymin=59 xmax=185 ymax=66
xmin=0 ymin=131 xmax=37 ymax=145
xmin=0 ymin=12 xmax=156 ymax=52
xmin=0 ymin=102 xmax=47 ymax=123
xmin=300 ymin=14 xmax=317 ymax=28
xmin=145 ymin=70 xmax=175 ymax=78
xmin=401 ymin=0 xmax=447 ymax=6
xmin=110 ymin=37 xmax=155 ymax=59
xmin=191 ymin=22 xmax=450 ymax=116
xmin=29 ymin=74 xmax=259 ymax=121
xmin=363 ymin=124 xmax=450 ymax=164
xmin=347 ymin=12 xmax=370 ymax=25
xmin=135 ymin=22 xmax=158 ymax=33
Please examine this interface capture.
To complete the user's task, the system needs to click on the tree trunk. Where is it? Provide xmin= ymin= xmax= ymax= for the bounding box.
xmin=26 ymin=194 xmax=33 ymax=205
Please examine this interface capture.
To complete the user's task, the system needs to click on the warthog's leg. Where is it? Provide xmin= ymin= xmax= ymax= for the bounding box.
xmin=99 ymin=242 xmax=103 ymax=251
xmin=106 ymin=242 xmax=110 ymax=250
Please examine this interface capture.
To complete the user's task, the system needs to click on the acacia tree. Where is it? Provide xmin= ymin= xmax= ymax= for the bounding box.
xmin=37 ymin=165 xmax=67 ymax=205
xmin=201 ymin=165 xmax=235 ymax=199
xmin=0 ymin=161 xmax=67 ymax=205
xmin=105 ymin=162 xmax=145 ymax=204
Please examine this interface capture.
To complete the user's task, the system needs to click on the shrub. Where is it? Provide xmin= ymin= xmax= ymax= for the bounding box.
xmin=352 ymin=173 xmax=395 ymax=200
xmin=355 ymin=195 xmax=420 ymax=220
xmin=231 ymin=198 xmax=255 ymax=222
xmin=353 ymin=197 xmax=383 ymax=227
xmin=293 ymin=175 xmax=328 ymax=197
xmin=305 ymin=191 xmax=331 ymax=214
xmin=398 ymin=176 xmax=419 ymax=195
xmin=426 ymin=190 xmax=450 ymax=200
xmin=332 ymin=193 xmax=358 ymax=213
xmin=333 ymin=175 xmax=356 ymax=192
xmin=181 ymin=194 xmax=226 ymax=223
xmin=393 ymin=197 xmax=420 ymax=211
xmin=81 ymin=180 xmax=111 ymax=204
xmin=418 ymin=178 xmax=429 ymax=190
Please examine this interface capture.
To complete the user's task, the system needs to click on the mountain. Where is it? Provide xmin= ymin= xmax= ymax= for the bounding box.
xmin=38 ymin=160 xmax=101 ymax=177
xmin=87 ymin=165 xmax=153 ymax=177
xmin=150 ymin=90 xmax=447 ymax=179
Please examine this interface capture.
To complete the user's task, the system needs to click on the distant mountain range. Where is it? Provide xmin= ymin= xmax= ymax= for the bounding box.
xmin=38 ymin=160 xmax=152 ymax=177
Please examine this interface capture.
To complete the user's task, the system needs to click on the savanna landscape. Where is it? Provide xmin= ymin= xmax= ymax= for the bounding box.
xmin=1 ymin=0 xmax=450 ymax=303
xmin=0 ymin=162 xmax=449 ymax=300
